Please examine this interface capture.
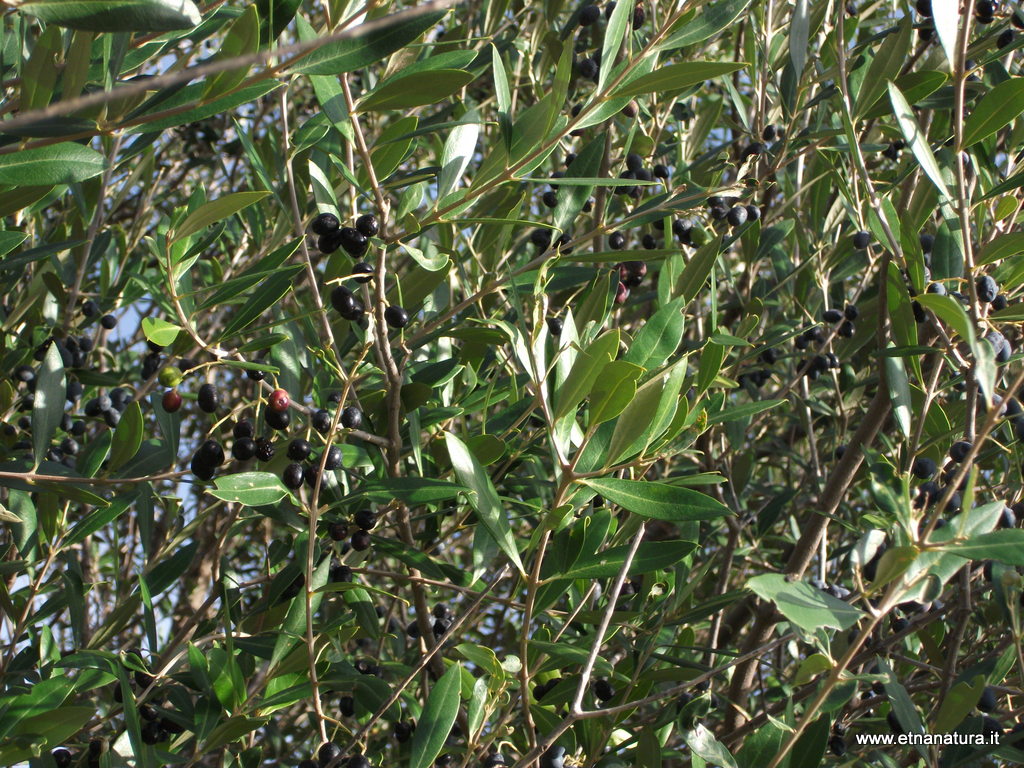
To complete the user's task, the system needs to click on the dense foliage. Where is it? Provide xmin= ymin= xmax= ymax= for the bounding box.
xmin=5 ymin=0 xmax=1024 ymax=766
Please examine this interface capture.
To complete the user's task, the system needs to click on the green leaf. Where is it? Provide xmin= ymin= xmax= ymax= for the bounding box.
xmin=551 ymin=540 xmax=696 ymax=581
xmin=409 ymin=663 xmax=462 ymax=768
xmin=888 ymin=81 xmax=950 ymax=202
xmin=977 ymin=232 xmax=1024 ymax=266
xmin=65 ymin=496 xmax=132 ymax=547
xmin=32 ymin=342 xmax=65 ymax=468
xmin=579 ymin=478 xmax=731 ymax=522
xmin=790 ymin=0 xmax=810 ymax=75
xmin=109 ymin=401 xmax=143 ymax=471
xmin=553 ymin=135 xmax=605 ymax=233
xmin=747 ymin=574 xmax=864 ymax=632
xmin=0 ymin=142 xmax=104 ymax=185
xmin=0 ymin=231 xmax=27 ymax=258
xmin=358 ymin=70 xmax=475 ymax=112
xmin=931 ymin=0 xmax=958 ymax=69
xmin=553 ymin=330 xmax=619 ymax=419
xmin=352 ymin=478 xmax=469 ymax=504
xmin=174 ymin=191 xmax=270 ymax=242
xmin=209 ymin=472 xmax=290 ymax=506
xmin=437 ymin=109 xmax=480 ymax=200
xmin=937 ymin=529 xmax=1024 ymax=565
xmin=914 ymin=293 xmax=975 ymax=346
xmin=676 ymin=236 xmax=720 ymax=303
xmin=683 ymin=724 xmax=738 ymax=768
xmin=623 ymin=297 xmax=686 ymax=371
xmin=598 ymin=0 xmax=631 ymax=92
xmin=141 ymin=316 xmax=181 ymax=347
xmin=884 ymin=347 xmax=912 ymax=439
xmin=292 ymin=9 xmax=447 ymax=75
xmin=13 ymin=0 xmax=200 ymax=31
xmin=201 ymin=716 xmax=270 ymax=753
xmin=204 ymin=4 xmax=259 ymax=99
xmin=589 ymin=360 xmax=643 ymax=424
xmin=606 ymin=369 xmax=668 ymax=464
xmin=656 ymin=0 xmax=752 ymax=50
xmin=0 ymin=677 xmax=74 ymax=740
xmin=126 ymin=80 xmax=284 ymax=134
xmin=854 ymin=17 xmax=912 ymax=116
xmin=221 ymin=266 xmax=302 ymax=338
xmin=445 ymin=432 xmax=525 ymax=575
xmin=706 ymin=398 xmax=788 ymax=425
xmin=613 ymin=62 xmax=747 ymax=100
xmin=934 ymin=676 xmax=986 ymax=734
xmin=963 ymin=77 xmax=1024 ymax=147
xmin=696 ymin=341 xmax=725 ymax=395
xmin=901 ymin=501 xmax=1003 ymax=602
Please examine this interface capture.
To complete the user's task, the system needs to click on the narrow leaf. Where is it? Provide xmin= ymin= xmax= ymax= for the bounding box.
xmin=963 ymin=77 xmax=1024 ymax=147
xmin=445 ymin=433 xmax=525 ymax=575
xmin=579 ymin=477 xmax=731 ymax=521
xmin=32 ymin=343 xmax=65 ymax=468
xmin=888 ymin=81 xmax=949 ymax=202
xmin=409 ymin=663 xmax=462 ymax=768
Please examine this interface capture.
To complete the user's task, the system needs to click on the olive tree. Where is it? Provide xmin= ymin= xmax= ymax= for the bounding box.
xmin=2 ymin=0 xmax=1024 ymax=766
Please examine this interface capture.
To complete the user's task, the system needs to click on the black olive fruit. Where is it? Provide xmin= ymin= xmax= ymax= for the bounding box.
xmin=1000 ymin=506 xmax=1017 ymax=529
xmin=338 ymin=227 xmax=369 ymax=256
xmin=318 ymin=742 xmax=343 ymax=767
xmin=197 ymin=383 xmax=219 ymax=413
xmin=312 ymin=409 xmax=332 ymax=434
xmin=141 ymin=720 xmax=165 ymax=745
xmin=726 ymin=206 xmax=748 ymax=227
xmin=354 ymin=508 xmax=378 ymax=530
xmin=355 ymin=214 xmax=379 ymax=237
xmin=547 ymin=317 xmax=564 ymax=336
xmin=311 ymin=213 xmax=340 ymax=235
xmin=394 ymin=720 xmax=414 ymax=742
xmin=100 ymin=314 xmax=117 ymax=329
xmin=823 ymin=309 xmax=843 ymax=323
xmin=339 ymin=695 xmax=355 ymax=717
xmin=351 ymin=530 xmax=371 ymax=551
xmin=352 ymin=261 xmax=374 ymax=283
xmin=265 ymin=408 xmax=291 ymax=431
xmin=542 ymin=190 xmax=559 ymax=208
xmin=852 ymin=230 xmax=871 ymax=249
xmin=911 ymin=457 xmax=937 ymax=480
xmin=609 ymin=231 xmax=626 ymax=250
xmin=385 ymin=305 xmax=410 ymax=328
xmin=982 ymin=715 xmax=1003 ymax=739
xmin=577 ymin=57 xmax=598 ymax=79
xmin=946 ymin=438 xmax=970 ymax=462
xmin=288 ymin=438 xmax=312 ymax=461
xmin=255 ymin=440 xmax=275 ymax=462
xmin=540 ymin=746 xmax=566 ymax=768
xmin=978 ymin=275 xmax=999 ymax=303
xmin=52 ymin=748 xmax=73 ymax=768
xmin=531 ymin=228 xmax=553 ymax=249
xmin=322 ymin=445 xmax=343 ymax=470
xmin=593 ymin=678 xmax=615 ymax=701
xmin=234 ymin=419 xmax=255 ymax=439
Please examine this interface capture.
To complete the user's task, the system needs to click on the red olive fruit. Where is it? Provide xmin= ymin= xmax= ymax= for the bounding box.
xmin=268 ymin=389 xmax=290 ymax=412
xmin=162 ymin=389 xmax=182 ymax=413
